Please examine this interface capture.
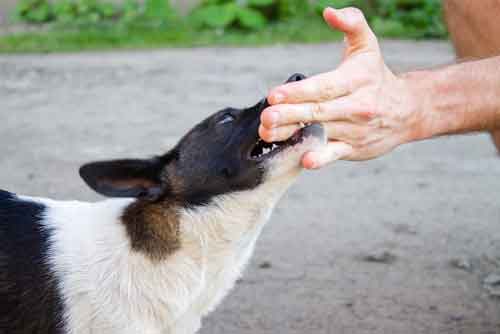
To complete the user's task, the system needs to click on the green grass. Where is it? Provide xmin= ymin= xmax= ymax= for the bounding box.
xmin=0 ymin=16 xmax=444 ymax=54
xmin=0 ymin=18 xmax=341 ymax=53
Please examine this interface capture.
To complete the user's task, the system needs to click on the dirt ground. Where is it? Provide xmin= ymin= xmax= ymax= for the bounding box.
xmin=1 ymin=41 xmax=500 ymax=333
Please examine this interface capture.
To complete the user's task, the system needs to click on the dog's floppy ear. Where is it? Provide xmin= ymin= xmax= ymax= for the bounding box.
xmin=79 ymin=158 xmax=164 ymax=199
xmin=285 ymin=73 xmax=307 ymax=83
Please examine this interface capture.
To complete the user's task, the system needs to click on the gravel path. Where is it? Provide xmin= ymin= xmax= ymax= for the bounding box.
xmin=1 ymin=41 xmax=500 ymax=333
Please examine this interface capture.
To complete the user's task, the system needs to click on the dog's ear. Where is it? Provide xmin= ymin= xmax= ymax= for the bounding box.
xmin=79 ymin=158 xmax=164 ymax=200
xmin=285 ymin=73 xmax=307 ymax=83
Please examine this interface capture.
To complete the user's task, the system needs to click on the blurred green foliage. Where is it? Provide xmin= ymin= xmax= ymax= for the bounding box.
xmin=14 ymin=0 xmax=446 ymax=38
xmin=189 ymin=0 xmax=270 ymax=30
xmin=15 ymin=0 xmax=52 ymax=23
xmin=189 ymin=0 xmax=313 ymax=30
xmin=317 ymin=0 xmax=446 ymax=38
xmin=15 ymin=0 xmax=175 ymax=26
xmin=5 ymin=0 xmax=447 ymax=53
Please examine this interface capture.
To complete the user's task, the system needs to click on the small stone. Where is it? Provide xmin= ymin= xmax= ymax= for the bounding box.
xmin=450 ymin=258 xmax=473 ymax=272
xmin=416 ymin=182 xmax=430 ymax=189
xmin=392 ymin=223 xmax=418 ymax=235
xmin=482 ymin=272 xmax=500 ymax=297
xmin=362 ymin=250 xmax=396 ymax=264
xmin=485 ymin=285 xmax=500 ymax=297
xmin=483 ymin=273 xmax=500 ymax=285
xmin=449 ymin=315 xmax=464 ymax=322
xmin=259 ymin=261 xmax=272 ymax=269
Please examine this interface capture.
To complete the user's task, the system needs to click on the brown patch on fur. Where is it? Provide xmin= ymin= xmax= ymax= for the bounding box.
xmin=162 ymin=164 xmax=185 ymax=195
xmin=122 ymin=199 xmax=181 ymax=261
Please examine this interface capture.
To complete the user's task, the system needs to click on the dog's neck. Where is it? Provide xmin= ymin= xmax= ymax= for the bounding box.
xmin=121 ymin=178 xmax=293 ymax=262
xmin=122 ymin=199 xmax=182 ymax=261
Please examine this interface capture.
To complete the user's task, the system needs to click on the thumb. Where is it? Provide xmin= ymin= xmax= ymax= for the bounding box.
xmin=302 ymin=141 xmax=354 ymax=169
xmin=323 ymin=7 xmax=379 ymax=55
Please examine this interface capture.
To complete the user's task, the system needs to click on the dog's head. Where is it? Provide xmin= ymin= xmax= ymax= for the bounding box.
xmin=80 ymin=74 xmax=326 ymax=205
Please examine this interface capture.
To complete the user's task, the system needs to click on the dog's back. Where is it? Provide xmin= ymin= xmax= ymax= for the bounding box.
xmin=0 ymin=190 xmax=64 ymax=334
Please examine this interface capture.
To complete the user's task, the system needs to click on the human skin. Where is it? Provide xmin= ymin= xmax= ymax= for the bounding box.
xmin=259 ymin=7 xmax=500 ymax=169
xmin=442 ymin=0 xmax=500 ymax=150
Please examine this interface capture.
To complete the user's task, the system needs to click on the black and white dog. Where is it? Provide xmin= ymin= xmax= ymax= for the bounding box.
xmin=0 ymin=74 xmax=325 ymax=334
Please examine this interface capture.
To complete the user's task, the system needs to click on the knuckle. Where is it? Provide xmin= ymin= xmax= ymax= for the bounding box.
xmin=310 ymin=103 xmax=324 ymax=121
xmin=357 ymin=108 xmax=378 ymax=121
xmin=358 ymin=136 xmax=374 ymax=147
xmin=303 ymin=80 xmax=319 ymax=98
xmin=318 ymin=77 xmax=339 ymax=100
xmin=351 ymin=129 xmax=367 ymax=142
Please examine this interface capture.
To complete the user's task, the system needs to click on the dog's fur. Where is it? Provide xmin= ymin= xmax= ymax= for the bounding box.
xmin=0 ymin=74 xmax=326 ymax=334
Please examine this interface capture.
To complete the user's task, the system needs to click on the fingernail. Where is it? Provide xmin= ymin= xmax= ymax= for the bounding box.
xmin=342 ymin=8 xmax=360 ymax=26
xmin=264 ymin=110 xmax=279 ymax=127
xmin=326 ymin=7 xmax=337 ymax=15
xmin=303 ymin=154 xmax=317 ymax=169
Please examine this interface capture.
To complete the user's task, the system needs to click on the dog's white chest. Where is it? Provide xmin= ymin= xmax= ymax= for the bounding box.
xmin=195 ymin=226 xmax=263 ymax=314
xmin=172 ymin=199 xmax=274 ymax=332
xmin=41 ymin=186 xmax=280 ymax=334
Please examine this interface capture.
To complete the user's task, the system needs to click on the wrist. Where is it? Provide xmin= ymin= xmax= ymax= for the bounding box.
xmin=398 ymin=70 xmax=436 ymax=143
xmin=400 ymin=58 xmax=500 ymax=141
xmin=398 ymin=67 xmax=467 ymax=142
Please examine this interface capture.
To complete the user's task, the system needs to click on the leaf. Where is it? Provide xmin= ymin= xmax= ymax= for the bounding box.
xmin=247 ymin=0 xmax=275 ymax=7
xmin=53 ymin=0 xmax=75 ymax=22
xmin=97 ymin=3 xmax=117 ymax=18
xmin=27 ymin=4 xmax=51 ymax=22
xmin=16 ymin=0 xmax=36 ymax=14
xmin=370 ymin=17 xmax=406 ymax=37
xmin=122 ymin=0 xmax=140 ymax=21
xmin=15 ymin=0 xmax=52 ymax=23
xmin=145 ymin=0 xmax=174 ymax=20
xmin=191 ymin=4 xmax=237 ymax=28
xmin=236 ymin=6 xmax=267 ymax=30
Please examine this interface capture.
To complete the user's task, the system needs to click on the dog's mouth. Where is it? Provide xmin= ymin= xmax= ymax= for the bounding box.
xmin=248 ymin=123 xmax=324 ymax=162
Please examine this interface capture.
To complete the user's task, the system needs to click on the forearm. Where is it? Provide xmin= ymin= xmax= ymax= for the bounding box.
xmin=402 ymin=56 xmax=500 ymax=142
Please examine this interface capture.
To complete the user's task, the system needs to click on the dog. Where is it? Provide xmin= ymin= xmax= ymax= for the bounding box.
xmin=0 ymin=73 xmax=326 ymax=334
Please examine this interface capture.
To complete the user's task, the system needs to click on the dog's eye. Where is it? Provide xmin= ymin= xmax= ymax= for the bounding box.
xmin=218 ymin=113 xmax=235 ymax=125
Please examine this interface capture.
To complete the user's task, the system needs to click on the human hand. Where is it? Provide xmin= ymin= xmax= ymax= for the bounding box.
xmin=259 ymin=7 xmax=423 ymax=169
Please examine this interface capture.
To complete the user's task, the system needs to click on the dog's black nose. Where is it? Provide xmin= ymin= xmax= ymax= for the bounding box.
xmin=285 ymin=73 xmax=307 ymax=83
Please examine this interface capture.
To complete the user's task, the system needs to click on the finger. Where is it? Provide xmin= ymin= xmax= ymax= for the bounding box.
xmin=323 ymin=7 xmax=379 ymax=54
xmin=268 ymin=70 xmax=351 ymax=105
xmin=302 ymin=141 xmax=354 ymax=169
xmin=261 ymin=96 xmax=374 ymax=129
xmin=259 ymin=123 xmax=301 ymax=143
